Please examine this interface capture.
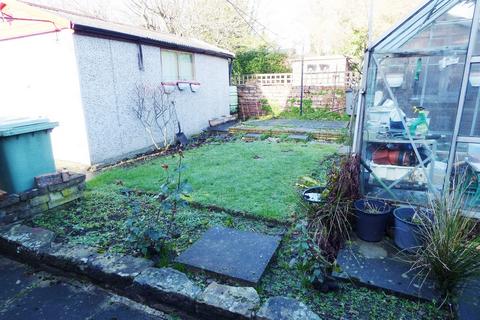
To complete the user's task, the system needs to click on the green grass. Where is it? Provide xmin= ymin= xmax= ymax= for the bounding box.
xmin=89 ymin=141 xmax=336 ymax=221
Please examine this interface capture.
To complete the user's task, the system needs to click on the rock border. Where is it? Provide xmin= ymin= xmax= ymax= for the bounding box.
xmin=0 ymin=224 xmax=320 ymax=320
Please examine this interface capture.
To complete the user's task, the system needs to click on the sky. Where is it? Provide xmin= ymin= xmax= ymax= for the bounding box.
xmin=255 ymin=0 xmax=313 ymax=51
xmin=25 ymin=0 xmax=424 ymax=52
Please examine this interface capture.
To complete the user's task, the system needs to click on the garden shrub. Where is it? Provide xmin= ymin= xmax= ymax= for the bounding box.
xmin=123 ymin=152 xmax=192 ymax=257
xmin=308 ymin=155 xmax=360 ymax=264
xmin=414 ymin=182 xmax=480 ymax=300
xmin=279 ymin=99 xmax=350 ymax=121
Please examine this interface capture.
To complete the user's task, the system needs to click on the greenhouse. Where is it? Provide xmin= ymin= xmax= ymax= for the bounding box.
xmin=353 ymin=0 xmax=480 ymax=214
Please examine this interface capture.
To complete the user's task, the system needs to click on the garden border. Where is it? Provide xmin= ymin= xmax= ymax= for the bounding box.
xmin=89 ymin=132 xmax=235 ymax=172
xmin=0 ymin=223 xmax=321 ymax=320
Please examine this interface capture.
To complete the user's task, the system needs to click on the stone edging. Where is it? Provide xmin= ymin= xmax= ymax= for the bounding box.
xmin=0 ymin=224 xmax=321 ymax=320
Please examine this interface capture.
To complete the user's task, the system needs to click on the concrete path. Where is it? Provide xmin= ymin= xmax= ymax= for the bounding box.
xmin=0 ymin=256 xmax=174 ymax=320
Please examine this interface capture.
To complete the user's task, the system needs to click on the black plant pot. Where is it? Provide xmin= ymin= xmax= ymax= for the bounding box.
xmin=393 ymin=207 xmax=428 ymax=253
xmin=355 ymin=199 xmax=391 ymax=242
xmin=302 ymin=186 xmax=326 ymax=204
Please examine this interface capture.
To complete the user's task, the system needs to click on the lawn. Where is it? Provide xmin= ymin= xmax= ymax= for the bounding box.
xmin=88 ymin=140 xmax=337 ymax=221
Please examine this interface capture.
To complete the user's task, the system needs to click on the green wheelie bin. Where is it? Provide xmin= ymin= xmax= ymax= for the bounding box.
xmin=0 ymin=117 xmax=58 ymax=194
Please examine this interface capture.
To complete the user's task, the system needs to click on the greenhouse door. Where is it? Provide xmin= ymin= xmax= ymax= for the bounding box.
xmin=448 ymin=1 xmax=480 ymax=213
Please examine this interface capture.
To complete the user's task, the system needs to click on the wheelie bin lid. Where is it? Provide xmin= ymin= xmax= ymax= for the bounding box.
xmin=0 ymin=117 xmax=58 ymax=137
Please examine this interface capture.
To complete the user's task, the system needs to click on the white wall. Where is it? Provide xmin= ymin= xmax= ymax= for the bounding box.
xmin=73 ymin=34 xmax=230 ymax=165
xmin=0 ymin=31 xmax=91 ymax=165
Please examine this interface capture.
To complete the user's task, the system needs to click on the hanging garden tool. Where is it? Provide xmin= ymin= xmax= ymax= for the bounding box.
xmin=413 ymin=58 xmax=422 ymax=96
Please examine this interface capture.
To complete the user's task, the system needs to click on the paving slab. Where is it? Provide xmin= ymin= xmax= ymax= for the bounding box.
xmin=43 ymin=243 xmax=99 ymax=274
xmin=231 ymin=119 xmax=348 ymax=141
xmin=457 ymin=278 xmax=480 ymax=320
xmin=333 ymin=235 xmax=441 ymax=301
xmin=242 ymin=133 xmax=263 ymax=141
xmin=176 ymin=226 xmax=281 ymax=284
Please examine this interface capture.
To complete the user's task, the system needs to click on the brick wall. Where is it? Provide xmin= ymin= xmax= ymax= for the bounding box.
xmin=289 ymin=86 xmax=346 ymax=113
xmin=237 ymin=84 xmax=346 ymax=119
xmin=0 ymin=172 xmax=86 ymax=225
xmin=237 ymin=85 xmax=266 ymax=120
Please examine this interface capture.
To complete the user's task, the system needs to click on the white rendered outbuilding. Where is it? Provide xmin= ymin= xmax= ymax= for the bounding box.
xmin=0 ymin=1 xmax=233 ymax=166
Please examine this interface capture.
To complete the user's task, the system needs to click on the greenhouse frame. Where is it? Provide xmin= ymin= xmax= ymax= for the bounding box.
xmin=353 ymin=0 xmax=480 ymax=214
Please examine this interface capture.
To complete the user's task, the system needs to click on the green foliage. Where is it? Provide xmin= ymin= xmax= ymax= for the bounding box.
xmin=232 ymin=46 xmax=291 ymax=75
xmin=336 ymin=128 xmax=351 ymax=145
xmin=308 ymin=155 xmax=360 ymax=263
xmin=123 ymin=153 xmax=192 ymax=256
xmin=259 ymin=98 xmax=283 ymax=117
xmin=291 ymin=221 xmax=326 ymax=285
xmin=415 ymin=184 xmax=480 ymax=299
xmin=123 ymin=196 xmax=166 ymax=256
xmin=279 ymin=100 xmax=350 ymax=121
xmin=341 ymin=27 xmax=368 ymax=72
xmin=259 ymin=132 xmax=272 ymax=140
xmin=259 ymin=98 xmax=273 ymax=114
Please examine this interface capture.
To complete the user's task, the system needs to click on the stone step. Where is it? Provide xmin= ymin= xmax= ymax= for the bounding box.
xmin=287 ymin=134 xmax=309 ymax=141
xmin=231 ymin=126 xmax=344 ymax=142
xmin=242 ymin=133 xmax=263 ymax=141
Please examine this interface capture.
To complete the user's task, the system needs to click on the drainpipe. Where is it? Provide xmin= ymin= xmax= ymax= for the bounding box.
xmin=228 ymin=58 xmax=233 ymax=86
xmin=300 ymin=45 xmax=305 ymax=116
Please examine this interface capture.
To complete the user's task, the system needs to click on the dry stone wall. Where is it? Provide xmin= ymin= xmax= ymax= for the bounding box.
xmin=0 ymin=171 xmax=85 ymax=225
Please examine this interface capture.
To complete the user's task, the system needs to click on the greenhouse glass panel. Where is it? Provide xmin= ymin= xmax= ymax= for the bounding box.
xmin=400 ymin=0 xmax=474 ymax=51
xmin=460 ymin=64 xmax=480 ymax=136
xmin=359 ymin=0 xmax=475 ymax=205
xmin=453 ymin=142 xmax=480 ymax=211
xmin=373 ymin=0 xmax=453 ymax=52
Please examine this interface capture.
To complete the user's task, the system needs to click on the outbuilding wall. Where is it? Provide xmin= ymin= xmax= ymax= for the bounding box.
xmin=73 ymin=34 xmax=231 ymax=165
xmin=0 ymin=31 xmax=91 ymax=165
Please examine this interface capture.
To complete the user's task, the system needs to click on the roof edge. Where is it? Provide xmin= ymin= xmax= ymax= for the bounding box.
xmin=16 ymin=0 xmax=234 ymax=59
xmin=73 ymin=23 xmax=234 ymax=59
xmin=368 ymin=0 xmax=433 ymax=51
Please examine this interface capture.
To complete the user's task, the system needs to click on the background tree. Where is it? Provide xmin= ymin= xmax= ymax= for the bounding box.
xmin=232 ymin=46 xmax=291 ymax=75
xmin=309 ymin=0 xmax=424 ymax=64
xmin=127 ymin=0 xmax=263 ymax=52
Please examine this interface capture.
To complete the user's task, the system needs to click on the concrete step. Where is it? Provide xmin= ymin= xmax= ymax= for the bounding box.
xmin=287 ymin=134 xmax=309 ymax=142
